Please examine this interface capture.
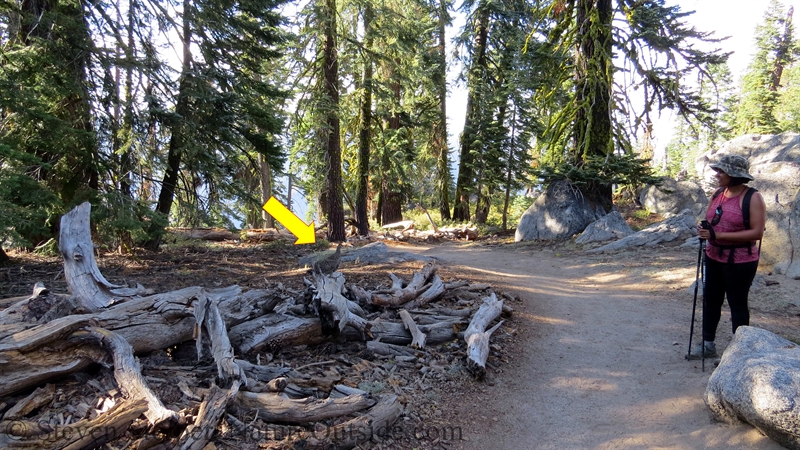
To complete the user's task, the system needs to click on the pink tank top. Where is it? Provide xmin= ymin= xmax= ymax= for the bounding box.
xmin=705 ymin=190 xmax=759 ymax=264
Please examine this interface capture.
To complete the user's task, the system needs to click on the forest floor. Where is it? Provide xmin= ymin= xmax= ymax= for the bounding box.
xmin=2 ymin=230 xmax=800 ymax=449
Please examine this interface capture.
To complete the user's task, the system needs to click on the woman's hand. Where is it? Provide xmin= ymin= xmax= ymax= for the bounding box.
xmin=697 ymin=223 xmax=714 ymax=240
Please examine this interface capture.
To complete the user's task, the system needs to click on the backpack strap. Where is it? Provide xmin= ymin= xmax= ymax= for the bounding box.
xmin=742 ymin=187 xmax=757 ymax=230
xmin=712 ymin=187 xmax=725 ymax=200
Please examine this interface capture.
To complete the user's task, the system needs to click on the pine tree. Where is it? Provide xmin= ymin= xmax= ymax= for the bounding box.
xmin=735 ymin=0 xmax=795 ymax=135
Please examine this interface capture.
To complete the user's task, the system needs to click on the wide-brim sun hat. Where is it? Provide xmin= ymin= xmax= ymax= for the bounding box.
xmin=709 ymin=154 xmax=754 ymax=180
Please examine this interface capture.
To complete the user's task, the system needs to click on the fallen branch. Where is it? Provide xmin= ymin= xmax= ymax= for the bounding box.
xmin=463 ymin=293 xmax=504 ymax=379
xmin=398 ymin=309 xmax=426 ymax=349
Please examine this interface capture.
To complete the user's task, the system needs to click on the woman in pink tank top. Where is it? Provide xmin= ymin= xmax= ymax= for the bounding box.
xmin=688 ymin=154 xmax=766 ymax=360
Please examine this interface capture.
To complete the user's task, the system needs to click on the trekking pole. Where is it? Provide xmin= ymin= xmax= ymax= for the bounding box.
xmin=687 ymin=235 xmax=704 ymax=361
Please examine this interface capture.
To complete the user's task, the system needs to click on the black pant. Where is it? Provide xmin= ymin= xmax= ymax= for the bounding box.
xmin=702 ymin=257 xmax=758 ymax=342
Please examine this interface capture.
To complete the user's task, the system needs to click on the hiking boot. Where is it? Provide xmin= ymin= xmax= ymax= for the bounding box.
xmin=686 ymin=341 xmax=717 ymax=360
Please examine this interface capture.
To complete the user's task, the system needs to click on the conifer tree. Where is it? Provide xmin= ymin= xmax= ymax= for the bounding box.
xmin=735 ymin=0 xmax=796 ymax=135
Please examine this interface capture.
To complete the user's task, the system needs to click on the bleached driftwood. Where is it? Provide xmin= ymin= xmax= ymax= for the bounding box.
xmin=405 ymin=274 xmax=445 ymax=309
xmin=463 ymin=293 xmax=504 ymax=379
xmin=398 ymin=309 xmax=426 ymax=349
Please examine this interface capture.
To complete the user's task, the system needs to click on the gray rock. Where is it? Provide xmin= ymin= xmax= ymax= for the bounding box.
xmin=696 ymin=133 xmax=800 ymax=278
xmin=638 ymin=177 xmax=707 ymax=217
xmin=338 ymin=241 xmax=432 ymax=265
xmin=515 ymin=180 xmax=606 ymax=242
xmin=705 ymin=326 xmax=800 ymax=449
xmin=587 ymin=209 xmax=697 ymax=253
xmin=576 ymin=210 xmax=634 ymax=244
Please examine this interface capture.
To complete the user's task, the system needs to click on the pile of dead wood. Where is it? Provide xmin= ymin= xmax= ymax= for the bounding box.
xmin=0 ymin=203 xmax=509 ymax=449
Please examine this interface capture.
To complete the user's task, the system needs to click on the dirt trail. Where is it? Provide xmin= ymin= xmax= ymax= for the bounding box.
xmin=405 ymin=241 xmax=785 ymax=450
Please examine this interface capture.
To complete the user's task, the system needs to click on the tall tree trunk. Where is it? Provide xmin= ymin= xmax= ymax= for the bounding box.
xmin=146 ymin=0 xmax=193 ymax=250
xmin=574 ymin=0 xmax=613 ymax=211
xmin=355 ymin=3 xmax=374 ymax=236
xmin=453 ymin=3 xmax=490 ymax=222
xmin=322 ymin=0 xmax=346 ymax=242
xmin=380 ymin=81 xmax=404 ymax=226
xmin=771 ymin=6 xmax=794 ymax=91
xmin=259 ymin=154 xmax=275 ymax=228
xmin=502 ymin=107 xmax=517 ymax=231
xmin=435 ymin=0 xmax=452 ymax=221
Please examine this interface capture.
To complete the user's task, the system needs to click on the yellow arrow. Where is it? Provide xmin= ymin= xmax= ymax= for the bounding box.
xmin=262 ymin=196 xmax=316 ymax=245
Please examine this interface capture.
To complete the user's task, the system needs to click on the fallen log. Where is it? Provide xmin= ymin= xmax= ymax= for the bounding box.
xmin=177 ymin=381 xmax=241 ymax=450
xmin=463 ymin=293 xmax=504 ymax=379
xmin=371 ymin=262 xmax=438 ymax=307
xmin=77 ymin=326 xmax=178 ymax=426
xmin=0 ymin=285 xmax=277 ymax=397
xmin=229 ymin=314 xmax=326 ymax=354
xmin=364 ymin=319 xmax=459 ymax=346
xmin=291 ymin=394 xmax=403 ymax=449
xmin=0 ymin=397 xmax=148 ymax=450
xmin=231 ymin=391 xmax=376 ymax=424
xmin=168 ymin=227 xmax=240 ymax=241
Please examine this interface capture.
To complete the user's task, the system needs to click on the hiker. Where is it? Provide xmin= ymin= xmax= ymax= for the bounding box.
xmin=691 ymin=154 xmax=766 ymax=359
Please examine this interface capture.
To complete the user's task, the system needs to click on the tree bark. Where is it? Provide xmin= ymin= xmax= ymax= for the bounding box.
xmin=355 ymin=3 xmax=374 ymax=236
xmin=435 ymin=0 xmax=452 ymax=221
xmin=322 ymin=0 xmax=346 ymax=242
xmin=146 ymin=0 xmax=194 ymax=250
xmin=453 ymin=2 xmax=490 ymax=222
xmin=574 ymin=0 xmax=614 ymax=211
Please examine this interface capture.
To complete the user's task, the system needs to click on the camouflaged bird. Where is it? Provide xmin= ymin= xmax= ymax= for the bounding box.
xmin=313 ymin=243 xmax=342 ymax=276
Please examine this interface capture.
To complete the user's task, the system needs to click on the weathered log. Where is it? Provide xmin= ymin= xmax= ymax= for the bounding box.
xmin=243 ymin=228 xmax=295 ymax=242
xmin=177 ymin=381 xmax=240 ymax=450
xmin=398 ymin=310 xmax=426 ymax=349
xmin=463 ymin=293 xmax=504 ymax=379
xmin=2 ymin=384 xmax=54 ymax=420
xmin=229 ymin=314 xmax=326 ymax=354
xmin=168 ymin=227 xmax=240 ymax=241
xmin=371 ymin=262 xmax=438 ymax=307
xmin=58 ymin=202 xmax=122 ymax=311
xmin=381 ymin=220 xmax=414 ymax=231
xmin=311 ymin=272 xmax=368 ymax=336
xmin=232 ymin=391 xmax=376 ymax=424
xmin=364 ymin=319 xmax=458 ymax=346
xmin=404 ymin=274 xmax=445 ymax=310
xmin=416 ymin=204 xmax=440 ymax=233
xmin=193 ymin=291 xmax=246 ymax=384
xmin=80 ymin=326 xmax=179 ymax=426
xmin=0 ymin=286 xmax=276 ymax=397
xmin=292 ymin=394 xmax=403 ymax=449
xmin=0 ymin=397 xmax=148 ymax=450
xmin=366 ymin=340 xmax=419 ymax=358
xmin=233 ymin=359 xmax=290 ymax=383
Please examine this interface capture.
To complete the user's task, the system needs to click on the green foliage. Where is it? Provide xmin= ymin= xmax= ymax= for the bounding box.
xmin=535 ymin=153 xmax=661 ymax=192
xmin=734 ymin=0 xmax=795 ymax=135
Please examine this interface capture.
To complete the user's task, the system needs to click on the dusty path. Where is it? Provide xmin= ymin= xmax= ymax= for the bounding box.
xmin=405 ymin=241 xmax=785 ymax=450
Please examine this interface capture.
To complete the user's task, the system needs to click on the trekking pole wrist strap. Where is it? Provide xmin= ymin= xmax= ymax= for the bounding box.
xmin=708 ymin=227 xmax=716 ymax=241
